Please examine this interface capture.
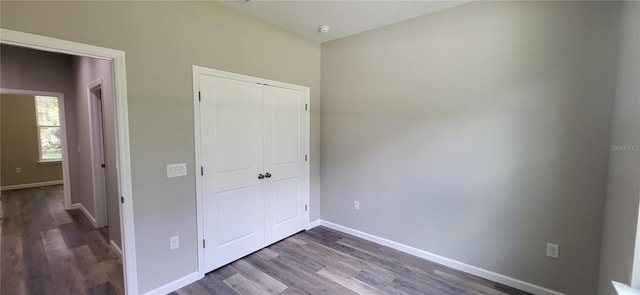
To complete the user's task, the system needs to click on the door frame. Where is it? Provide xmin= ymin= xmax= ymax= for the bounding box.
xmin=0 ymin=89 xmax=70 ymax=208
xmin=634 ymin=199 xmax=640 ymax=287
xmin=87 ymin=79 xmax=109 ymax=227
xmin=192 ymin=65 xmax=310 ymax=276
xmin=0 ymin=28 xmax=138 ymax=294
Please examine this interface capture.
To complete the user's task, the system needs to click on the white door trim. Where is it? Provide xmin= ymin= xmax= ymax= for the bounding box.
xmin=192 ymin=67 xmax=205 ymax=276
xmin=0 ymin=88 xmax=69 ymax=207
xmin=87 ymin=79 xmax=109 ymax=227
xmin=192 ymin=65 xmax=311 ymax=276
xmin=0 ymin=28 xmax=139 ymax=295
xmin=633 ymin=197 xmax=640 ymax=287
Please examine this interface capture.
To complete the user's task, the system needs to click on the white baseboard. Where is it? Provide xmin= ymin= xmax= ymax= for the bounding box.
xmin=1 ymin=180 xmax=63 ymax=191
xmin=141 ymin=271 xmax=202 ymax=295
xmin=110 ymin=240 xmax=122 ymax=258
xmin=70 ymin=203 xmax=98 ymax=228
xmin=306 ymin=219 xmax=322 ymax=230
xmin=313 ymin=220 xmax=566 ymax=295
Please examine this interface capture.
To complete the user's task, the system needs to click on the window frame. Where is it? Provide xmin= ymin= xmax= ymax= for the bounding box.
xmin=34 ymin=95 xmax=62 ymax=163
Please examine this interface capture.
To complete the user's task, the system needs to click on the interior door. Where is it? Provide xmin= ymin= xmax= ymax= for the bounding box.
xmin=263 ymin=85 xmax=309 ymax=245
xmin=199 ymin=74 xmax=265 ymax=272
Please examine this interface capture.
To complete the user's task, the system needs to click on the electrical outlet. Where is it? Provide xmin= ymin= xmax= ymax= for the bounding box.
xmin=15 ymin=167 xmax=22 ymax=173
xmin=354 ymin=200 xmax=360 ymax=211
xmin=170 ymin=236 xmax=179 ymax=250
xmin=547 ymin=243 xmax=559 ymax=258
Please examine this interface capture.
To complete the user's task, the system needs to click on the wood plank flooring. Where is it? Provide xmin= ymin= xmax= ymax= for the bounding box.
xmin=174 ymin=227 xmax=532 ymax=295
xmin=0 ymin=185 xmax=123 ymax=295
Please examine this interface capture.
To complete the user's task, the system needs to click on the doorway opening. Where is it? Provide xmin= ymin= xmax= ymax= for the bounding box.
xmin=0 ymin=29 xmax=137 ymax=294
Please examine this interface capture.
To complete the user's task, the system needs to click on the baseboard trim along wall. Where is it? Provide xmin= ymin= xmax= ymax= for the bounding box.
xmin=0 ymin=180 xmax=63 ymax=191
xmin=110 ymin=240 xmax=122 ymax=258
xmin=314 ymin=220 xmax=566 ymax=295
xmin=70 ymin=203 xmax=98 ymax=229
xmin=307 ymin=219 xmax=322 ymax=230
xmin=141 ymin=271 xmax=202 ymax=295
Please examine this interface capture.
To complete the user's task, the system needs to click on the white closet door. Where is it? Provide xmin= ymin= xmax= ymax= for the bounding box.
xmin=199 ymin=74 xmax=265 ymax=272
xmin=263 ymin=86 xmax=309 ymax=245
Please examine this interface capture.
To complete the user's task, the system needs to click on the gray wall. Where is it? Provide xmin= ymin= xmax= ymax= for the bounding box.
xmin=72 ymin=56 xmax=121 ymax=247
xmin=0 ymin=1 xmax=321 ymax=292
xmin=598 ymin=2 xmax=640 ymax=294
xmin=320 ymin=2 xmax=620 ymax=294
xmin=0 ymin=44 xmax=78 ymax=200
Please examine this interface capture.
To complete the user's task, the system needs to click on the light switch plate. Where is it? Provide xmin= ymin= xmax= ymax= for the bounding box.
xmin=167 ymin=163 xmax=188 ymax=178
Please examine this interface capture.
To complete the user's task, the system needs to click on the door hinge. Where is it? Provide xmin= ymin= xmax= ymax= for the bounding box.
xmin=305 ymin=204 xmax=308 ymax=211
xmin=121 ymin=196 xmax=124 ymax=204
xmin=305 ymin=104 xmax=308 ymax=111
xmin=198 ymin=91 xmax=201 ymax=102
xmin=201 ymin=166 xmax=204 ymax=176
xmin=305 ymin=154 xmax=308 ymax=162
xmin=203 ymin=239 xmax=206 ymax=248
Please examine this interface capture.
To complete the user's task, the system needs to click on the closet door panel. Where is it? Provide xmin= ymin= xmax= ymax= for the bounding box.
xmin=263 ymin=86 xmax=309 ymax=245
xmin=272 ymin=177 xmax=301 ymax=225
xmin=199 ymin=74 xmax=265 ymax=272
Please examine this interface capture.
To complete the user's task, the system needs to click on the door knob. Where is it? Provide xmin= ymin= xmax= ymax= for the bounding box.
xmin=265 ymin=173 xmax=272 ymax=178
xmin=258 ymin=174 xmax=265 ymax=179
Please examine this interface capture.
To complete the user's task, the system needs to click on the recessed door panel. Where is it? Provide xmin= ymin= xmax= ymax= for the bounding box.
xmin=272 ymin=177 xmax=300 ymax=225
xmin=216 ymin=86 xmax=256 ymax=172
xmin=218 ymin=187 xmax=258 ymax=245
xmin=273 ymin=96 xmax=299 ymax=165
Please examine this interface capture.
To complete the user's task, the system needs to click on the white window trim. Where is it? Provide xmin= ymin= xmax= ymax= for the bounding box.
xmin=34 ymin=95 xmax=63 ymax=162
xmin=38 ymin=160 xmax=62 ymax=164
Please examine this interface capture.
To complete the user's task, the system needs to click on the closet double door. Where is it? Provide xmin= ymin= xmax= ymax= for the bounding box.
xmin=197 ymin=72 xmax=309 ymax=273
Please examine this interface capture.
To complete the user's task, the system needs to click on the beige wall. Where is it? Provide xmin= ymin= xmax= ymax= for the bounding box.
xmin=0 ymin=94 xmax=63 ymax=186
xmin=0 ymin=1 xmax=321 ymax=292
xmin=598 ymin=2 xmax=640 ymax=294
xmin=321 ymin=2 xmax=621 ymax=294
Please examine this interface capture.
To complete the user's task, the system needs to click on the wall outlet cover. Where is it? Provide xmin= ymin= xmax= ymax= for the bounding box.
xmin=546 ymin=243 xmax=559 ymax=258
xmin=170 ymin=236 xmax=179 ymax=250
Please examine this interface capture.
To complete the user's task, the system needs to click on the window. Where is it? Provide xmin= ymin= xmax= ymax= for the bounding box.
xmin=35 ymin=96 xmax=62 ymax=161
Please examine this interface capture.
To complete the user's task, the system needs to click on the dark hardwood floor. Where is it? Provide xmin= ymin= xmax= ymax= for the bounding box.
xmin=0 ymin=185 xmax=123 ymax=295
xmin=174 ymin=226 xmax=532 ymax=295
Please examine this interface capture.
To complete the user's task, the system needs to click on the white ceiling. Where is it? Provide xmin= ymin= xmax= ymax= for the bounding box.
xmin=220 ymin=1 xmax=469 ymax=43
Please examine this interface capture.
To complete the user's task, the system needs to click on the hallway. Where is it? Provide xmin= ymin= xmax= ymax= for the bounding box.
xmin=0 ymin=185 xmax=123 ymax=295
